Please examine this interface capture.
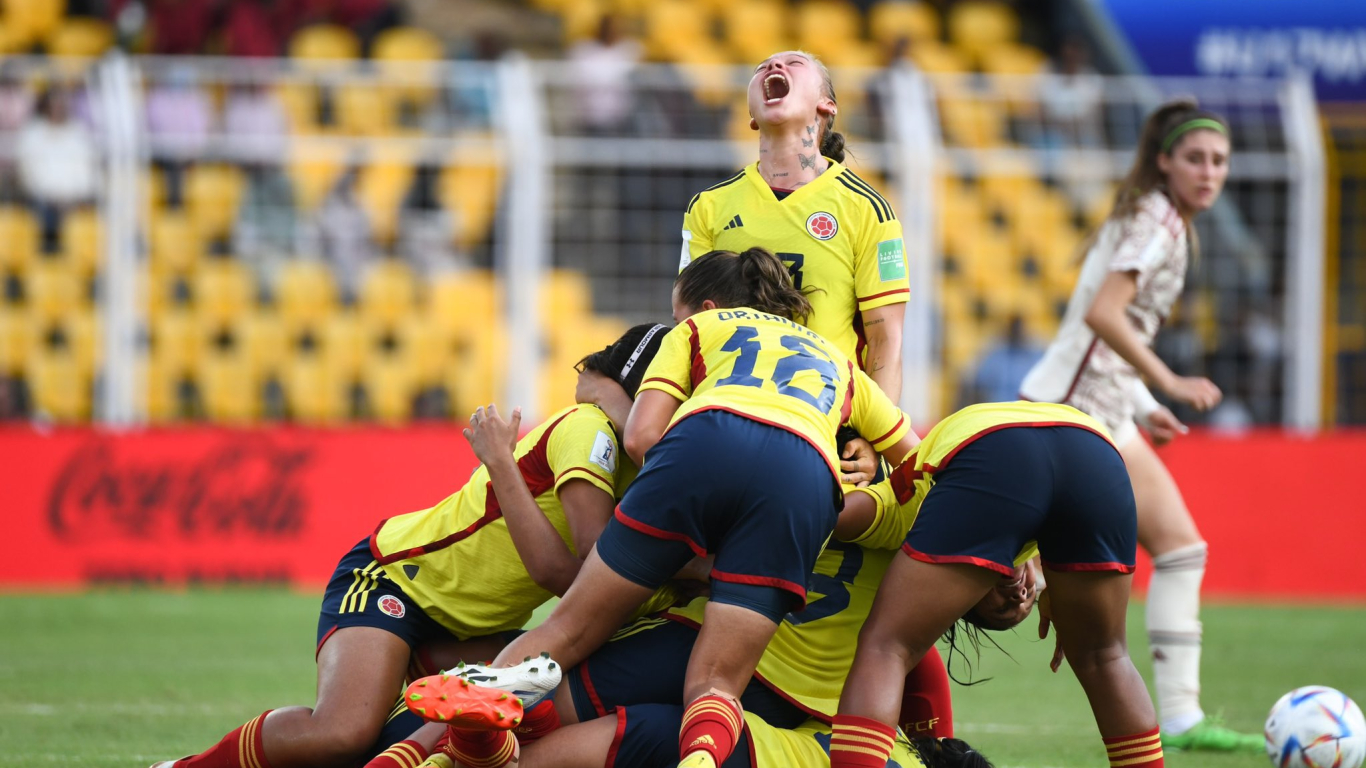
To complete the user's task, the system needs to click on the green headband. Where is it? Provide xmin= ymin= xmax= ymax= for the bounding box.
xmin=1161 ymin=118 xmax=1228 ymax=153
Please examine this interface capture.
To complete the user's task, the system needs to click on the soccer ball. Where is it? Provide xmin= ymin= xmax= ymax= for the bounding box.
xmin=1264 ymin=686 xmax=1366 ymax=768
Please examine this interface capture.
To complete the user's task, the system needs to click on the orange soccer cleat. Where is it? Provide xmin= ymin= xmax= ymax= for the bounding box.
xmin=403 ymin=673 xmax=526 ymax=731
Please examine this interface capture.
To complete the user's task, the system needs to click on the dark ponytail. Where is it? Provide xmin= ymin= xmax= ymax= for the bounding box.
xmin=676 ymin=247 xmax=814 ymax=321
xmin=908 ymin=736 xmax=995 ymax=768
xmin=820 ymin=129 xmax=846 ymax=164
xmin=805 ymin=50 xmax=847 ymax=164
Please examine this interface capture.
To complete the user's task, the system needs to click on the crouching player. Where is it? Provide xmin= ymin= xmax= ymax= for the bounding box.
xmin=150 ymin=324 xmax=671 ymax=768
xmin=832 ymin=401 xmax=1164 ymax=768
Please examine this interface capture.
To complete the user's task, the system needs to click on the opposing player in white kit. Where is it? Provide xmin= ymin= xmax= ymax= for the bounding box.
xmin=1019 ymin=99 xmax=1259 ymax=752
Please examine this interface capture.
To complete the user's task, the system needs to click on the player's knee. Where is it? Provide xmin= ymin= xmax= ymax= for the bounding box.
xmin=1063 ymin=640 xmax=1130 ymax=678
xmin=308 ymin=714 xmax=382 ymax=761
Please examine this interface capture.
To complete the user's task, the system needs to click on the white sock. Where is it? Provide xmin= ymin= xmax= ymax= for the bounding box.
xmin=1146 ymin=541 xmax=1208 ymax=734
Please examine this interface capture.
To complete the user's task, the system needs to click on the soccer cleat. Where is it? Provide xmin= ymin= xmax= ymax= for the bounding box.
xmin=446 ymin=653 xmax=562 ymax=709
xmin=1160 ymin=717 xmax=1264 ymax=752
xmin=678 ymin=752 xmax=718 ymax=768
xmin=403 ymin=674 xmax=526 ymax=731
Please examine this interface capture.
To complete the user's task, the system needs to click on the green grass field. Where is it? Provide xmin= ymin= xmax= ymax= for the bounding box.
xmin=0 ymin=590 xmax=1362 ymax=768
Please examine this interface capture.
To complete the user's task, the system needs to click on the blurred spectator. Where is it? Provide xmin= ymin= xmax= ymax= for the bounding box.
xmin=0 ymin=65 xmax=34 ymax=202
xmin=145 ymin=64 xmax=213 ymax=208
xmin=220 ymin=0 xmax=282 ymax=58
xmin=223 ymin=81 xmax=289 ymax=164
xmin=865 ymin=36 xmax=920 ymax=140
xmin=0 ymin=375 xmax=29 ymax=420
xmin=234 ymin=163 xmax=298 ymax=297
xmin=17 ymin=88 xmax=100 ymax=252
xmin=1038 ymin=37 xmax=1103 ymax=148
xmin=964 ymin=314 xmax=1044 ymax=404
xmin=397 ymin=161 xmax=463 ymax=278
xmin=306 ymin=166 xmax=375 ymax=303
xmin=567 ymin=15 xmax=641 ymax=136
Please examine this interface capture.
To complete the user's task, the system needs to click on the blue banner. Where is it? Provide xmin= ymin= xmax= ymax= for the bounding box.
xmin=1092 ymin=0 xmax=1366 ymax=101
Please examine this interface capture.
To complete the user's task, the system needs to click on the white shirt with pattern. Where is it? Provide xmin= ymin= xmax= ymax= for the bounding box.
xmin=1020 ymin=190 xmax=1188 ymax=444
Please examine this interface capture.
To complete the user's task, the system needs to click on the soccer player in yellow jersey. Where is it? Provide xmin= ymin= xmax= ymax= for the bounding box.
xmin=148 ymin=325 xmax=670 ymax=768
xmin=428 ymin=248 xmax=920 ymax=768
xmin=680 ymin=50 xmax=908 ymax=401
xmin=831 ymin=402 xmax=1166 ymax=768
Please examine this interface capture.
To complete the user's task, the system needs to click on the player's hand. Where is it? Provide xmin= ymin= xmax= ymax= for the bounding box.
xmin=464 ymin=404 xmax=522 ymax=467
xmin=1036 ymin=587 xmax=1065 ymax=673
xmin=1162 ymin=375 xmax=1222 ymax=412
xmin=840 ymin=437 xmax=877 ymax=487
xmin=574 ymin=369 xmax=616 ymax=407
xmin=1144 ymin=405 xmax=1189 ymax=447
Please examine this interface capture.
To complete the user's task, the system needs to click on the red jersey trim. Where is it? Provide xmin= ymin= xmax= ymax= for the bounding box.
xmin=641 ymin=376 xmax=687 ymax=398
xmin=901 ymin=543 xmax=1014 ymax=577
xmin=857 ymin=287 xmax=911 ymax=303
xmin=555 ymin=466 xmax=612 ymax=487
xmin=369 ymin=410 xmax=575 ymax=565
xmin=710 ymin=567 xmax=808 ymax=607
xmin=613 ymin=507 xmax=708 ymax=558
xmin=869 ymin=414 xmax=907 ymax=447
xmin=578 ymin=660 xmax=611 ymax=718
xmin=315 ymin=626 xmax=340 ymax=659
xmin=686 ymin=319 xmax=707 ymax=389
xmin=605 ymin=708 xmax=628 ymax=768
xmin=839 ymin=361 xmax=855 ymax=426
xmin=1042 ymin=559 xmax=1136 ymax=574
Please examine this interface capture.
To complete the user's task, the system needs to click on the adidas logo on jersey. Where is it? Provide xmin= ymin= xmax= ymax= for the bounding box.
xmin=722 ymin=214 xmax=744 ymax=230
xmin=688 ymin=735 xmax=717 ymax=748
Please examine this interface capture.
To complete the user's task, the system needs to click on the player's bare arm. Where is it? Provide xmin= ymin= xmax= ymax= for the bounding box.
xmin=861 ymin=302 xmax=905 ymax=403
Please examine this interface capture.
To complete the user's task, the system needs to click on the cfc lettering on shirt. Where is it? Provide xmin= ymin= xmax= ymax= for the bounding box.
xmin=877 ymin=238 xmax=906 ymax=282
xmin=714 ymin=309 xmax=820 ymax=340
xmin=679 ymin=230 xmax=693 ymax=271
xmin=589 ymin=430 xmax=617 ymax=474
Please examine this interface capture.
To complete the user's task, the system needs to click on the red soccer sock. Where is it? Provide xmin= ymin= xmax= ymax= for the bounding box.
xmin=1104 ymin=726 xmax=1164 ymax=767
xmin=173 ymin=710 xmax=274 ymax=768
xmin=678 ymin=693 xmax=744 ymax=765
xmin=900 ymin=645 xmax=954 ymax=738
xmin=513 ymin=699 xmax=561 ymax=744
xmin=363 ymin=739 xmax=431 ymax=768
xmin=829 ymin=714 xmax=897 ymax=768
xmin=444 ymin=727 xmax=518 ymax=768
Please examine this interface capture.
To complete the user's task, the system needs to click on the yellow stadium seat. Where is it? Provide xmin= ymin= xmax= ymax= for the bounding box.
xmin=194 ymin=260 xmax=255 ymax=325
xmin=45 ymin=17 xmax=113 ymax=57
xmin=151 ymin=309 xmax=199 ymax=377
xmin=541 ymin=269 xmax=592 ymax=321
xmin=869 ymin=1 xmax=940 ymax=47
xmin=149 ymin=213 xmax=204 ymax=274
xmin=57 ymin=208 xmax=101 ymax=275
xmin=721 ymin=0 xmax=790 ymax=66
xmin=909 ymin=41 xmax=970 ymax=73
xmin=558 ymin=0 xmax=610 ymax=45
xmin=980 ymin=43 xmax=1047 ymax=75
xmin=397 ymin=313 xmax=444 ymax=388
xmin=644 ymin=0 xmax=710 ymax=62
xmin=197 ymin=350 xmax=257 ymax=423
xmin=3 ymin=0 xmax=64 ymax=50
xmin=373 ymin=26 xmax=443 ymax=62
xmin=275 ymin=260 xmax=337 ymax=333
xmin=362 ymin=350 xmax=417 ymax=423
xmin=275 ymin=82 xmax=320 ymax=132
xmin=240 ymin=311 xmax=288 ymax=380
xmin=356 ymin=156 xmax=413 ymax=243
xmin=334 ymin=83 xmax=398 ymax=136
xmin=0 ymin=306 xmax=25 ymax=374
xmin=288 ymin=143 xmax=347 ymax=212
xmin=321 ymin=312 xmax=366 ymax=380
xmin=428 ymin=269 xmax=500 ymax=339
xmin=794 ymin=0 xmax=863 ymax=63
xmin=444 ymin=321 xmax=504 ymax=418
xmin=29 ymin=349 xmax=90 ymax=422
xmin=185 ymin=165 xmax=245 ymax=242
xmin=358 ymin=260 xmax=417 ymax=326
xmin=289 ymin=24 xmax=361 ymax=66
xmin=938 ymin=97 xmax=1008 ymax=147
xmin=145 ymin=357 xmax=186 ymax=423
xmin=0 ymin=207 xmax=39 ymax=274
xmin=26 ymin=262 xmax=85 ymax=321
xmin=440 ymin=160 xmax=502 ymax=250
xmin=947 ymin=1 xmax=1019 ymax=60
xmin=283 ymin=354 xmax=348 ymax=424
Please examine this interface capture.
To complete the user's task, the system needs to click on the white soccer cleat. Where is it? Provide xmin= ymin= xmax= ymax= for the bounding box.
xmin=446 ymin=652 xmax=562 ymax=709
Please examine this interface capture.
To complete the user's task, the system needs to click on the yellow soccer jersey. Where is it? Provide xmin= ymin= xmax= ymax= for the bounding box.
xmin=370 ymin=405 xmax=630 ymax=640
xmin=680 ymin=161 xmax=909 ymax=367
xmin=638 ymin=308 xmax=910 ymax=480
xmin=747 ymin=714 xmax=926 ymax=768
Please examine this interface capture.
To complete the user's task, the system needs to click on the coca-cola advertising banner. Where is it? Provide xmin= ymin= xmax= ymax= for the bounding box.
xmin=1 ymin=425 xmax=1363 ymax=599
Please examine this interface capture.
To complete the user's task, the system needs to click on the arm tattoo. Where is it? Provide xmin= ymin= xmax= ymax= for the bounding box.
xmin=799 ymin=153 xmax=817 ymax=169
xmin=863 ymin=318 xmax=886 ymax=327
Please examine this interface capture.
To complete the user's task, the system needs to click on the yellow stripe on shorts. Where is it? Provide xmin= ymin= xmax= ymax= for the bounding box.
xmin=341 ymin=560 xmax=382 ymax=614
